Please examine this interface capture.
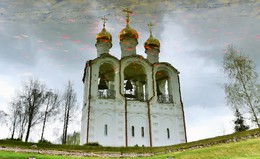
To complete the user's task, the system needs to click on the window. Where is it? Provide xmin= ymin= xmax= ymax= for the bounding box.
xmin=131 ymin=126 xmax=135 ymax=137
xmin=167 ymin=128 xmax=170 ymax=139
xmin=156 ymin=70 xmax=174 ymax=103
xmin=104 ymin=124 xmax=108 ymax=136
xmin=124 ymin=63 xmax=148 ymax=102
xmin=98 ymin=63 xmax=115 ymax=99
xmin=141 ymin=127 xmax=144 ymax=137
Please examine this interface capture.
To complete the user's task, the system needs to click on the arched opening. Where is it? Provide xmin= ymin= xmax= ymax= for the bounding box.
xmin=98 ymin=63 xmax=115 ymax=99
xmin=156 ymin=70 xmax=173 ymax=103
xmin=123 ymin=62 xmax=147 ymax=101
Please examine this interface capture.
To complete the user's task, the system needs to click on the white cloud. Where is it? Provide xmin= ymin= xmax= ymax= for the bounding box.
xmin=185 ymin=105 xmax=234 ymax=141
xmin=0 ymin=76 xmax=16 ymax=111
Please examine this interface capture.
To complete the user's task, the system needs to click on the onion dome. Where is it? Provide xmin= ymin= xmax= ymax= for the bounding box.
xmin=96 ymin=27 xmax=112 ymax=43
xmin=144 ymin=22 xmax=160 ymax=50
xmin=119 ymin=24 xmax=139 ymax=41
xmin=144 ymin=34 xmax=160 ymax=50
xmin=118 ymin=8 xmax=138 ymax=41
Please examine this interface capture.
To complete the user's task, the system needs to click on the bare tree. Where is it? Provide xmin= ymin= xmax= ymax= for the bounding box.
xmin=20 ymin=79 xmax=46 ymax=142
xmin=0 ymin=110 xmax=8 ymax=127
xmin=66 ymin=131 xmax=80 ymax=145
xmin=17 ymin=106 xmax=27 ymax=140
xmin=62 ymin=81 xmax=77 ymax=144
xmin=9 ymin=97 xmax=22 ymax=139
xmin=8 ymin=92 xmax=27 ymax=140
xmin=223 ymin=45 xmax=260 ymax=127
xmin=40 ymin=90 xmax=60 ymax=141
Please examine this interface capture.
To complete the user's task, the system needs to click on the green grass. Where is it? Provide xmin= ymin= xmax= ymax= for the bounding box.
xmin=2 ymin=128 xmax=260 ymax=154
xmin=0 ymin=151 xmax=91 ymax=159
xmin=0 ymin=128 xmax=260 ymax=158
xmin=0 ymin=138 xmax=260 ymax=159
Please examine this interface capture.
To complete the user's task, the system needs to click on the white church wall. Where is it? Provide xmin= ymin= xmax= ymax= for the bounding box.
xmin=158 ymin=117 xmax=177 ymax=146
xmin=126 ymin=101 xmax=149 ymax=146
xmin=88 ymin=98 xmax=126 ymax=146
xmin=127 ymin=114 xmax=149 ymax=147
xmin=90 ymin=64 xmax=99 ymax=100
xmin=150 ymin=101 xmax=185 ymax=146
xmin=120 ymin=38 xmax=138 ymax=57
xmin=95 ymin=113 xmax=114 ymax=146
xmin=80 ymin=66 xmax=90 ymax=145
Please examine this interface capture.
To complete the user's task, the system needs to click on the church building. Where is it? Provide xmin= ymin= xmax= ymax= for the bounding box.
xmin=80 ymin=10 xmax=187 ymax=147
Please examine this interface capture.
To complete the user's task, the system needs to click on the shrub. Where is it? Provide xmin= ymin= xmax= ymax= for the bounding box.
xmin=5 ymin=138 xmax=22 ymax=141
xmin=38 ymin=139 xmax=52 ymax=144
xmin=84 ymin=142 xmax=101 ymax=146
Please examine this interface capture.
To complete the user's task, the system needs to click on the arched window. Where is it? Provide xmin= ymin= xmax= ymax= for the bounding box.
xmin=104 ymin=124 xmax=108 ymax=136
xmin=131 ymin=126 xmax=135 ymax=137
xmin=167 ymin=128 xmax=170 ymax=139
xmin=124 ymin=62 xmax=147 ymax=102
xmin=141 ymin=127 xmax=144 ymax=137
xmin=156 ymin=70 xmax=173 ymax=103
xmin=98 ymin=63 xmax=115 ymax=99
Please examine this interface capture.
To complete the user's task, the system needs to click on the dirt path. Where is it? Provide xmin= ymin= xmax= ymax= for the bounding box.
xmin=0 ymin=146 xmax=154 ymax=158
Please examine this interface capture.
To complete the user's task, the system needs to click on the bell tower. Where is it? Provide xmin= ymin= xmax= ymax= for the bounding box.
xmin=81 ymin=10 xmax=187 ymax=147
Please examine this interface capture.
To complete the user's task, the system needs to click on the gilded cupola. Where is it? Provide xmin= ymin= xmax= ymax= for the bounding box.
xmin=96 ymin=28 xmax=112 ymax=43
xmin=95 ymin=16 xmax=112 ymax=57
xmin=96 ymin=17 xmax=112 ymax=44
xmin=118 ymin=9 xmax=139 ymax=41
xmin=144 ymin=22 xmax=160 ymax=63
xmin=144 ymin=22 xmax=160 ymax=50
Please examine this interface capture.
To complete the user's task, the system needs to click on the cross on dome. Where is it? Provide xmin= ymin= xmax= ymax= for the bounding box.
xmin=101 ymin=16 xmax=107 ymax=28
xmin=118 ymin=8 xmax=138 ymax=41
xmin=147 ymin=22 xmax=154 ymax=36
xmin=144 ymin=21 xmax=160 ymax=50
xmin=123 ymin=8 xmax=133 ymax=25
xmin=96 ymin=15 xmax=112 ymax=45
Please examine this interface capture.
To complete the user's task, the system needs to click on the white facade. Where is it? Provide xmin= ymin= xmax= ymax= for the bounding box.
xmin=80 ymin=15 xmax=187 ymax=147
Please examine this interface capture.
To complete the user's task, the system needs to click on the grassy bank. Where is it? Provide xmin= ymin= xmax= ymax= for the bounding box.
xmin=0 ymin=128 xmax=259 ymax=154
xmin=0 ymin=138 xmax=260 ymax=159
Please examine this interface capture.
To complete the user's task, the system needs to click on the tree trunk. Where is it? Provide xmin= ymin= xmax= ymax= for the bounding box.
xmin=62 ymin=103 xmax=68 ymax=144
xmin=19 ymin=116 xmax=26 ymax=140
xmin=11 ymin=118 xmax=16 ymax=139
xmin=25 ymin=114 xmax=32 ymax=142
xmin=245 ymin=94 xmax=260 ymax=128
xmin=64 ymin=106 xmax=70 ymax=144
xmin=40 ymin=103 xmax=49 ymax=141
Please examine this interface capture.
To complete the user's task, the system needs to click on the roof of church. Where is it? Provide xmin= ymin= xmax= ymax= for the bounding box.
xmin=96 ymin=27 xmax=112 ymax=44
xmin=144 ymin=34 xmax=160 ymax=50
xmin=119 ymin=24 xmax=139 ymax=41
xmin=118 ymin=8 xmax=138 ymax=41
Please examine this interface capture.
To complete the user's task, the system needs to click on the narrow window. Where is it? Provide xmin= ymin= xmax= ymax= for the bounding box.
xmin=141 ymin=127 xmax=144 ymax=137
xmin=104 ymin=124 xmax=108 ymax=136
xmin=167 ymin=128 xmax=170 ymax=139
xmin=131 ymin=126 xmax=135 ymax=137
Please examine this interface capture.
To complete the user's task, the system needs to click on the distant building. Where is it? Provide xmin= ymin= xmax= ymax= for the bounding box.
xmin=80 ymin=11 xmax=187 ymax=147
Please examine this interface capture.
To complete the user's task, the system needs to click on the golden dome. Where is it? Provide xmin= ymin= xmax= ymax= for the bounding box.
xmin=119 ymin=24 xmax=139 ymax=41
xmin=96 ymin=28 xmax=112 ymax=43
xmin=144 ymin=34 xmax=160 ymax=50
